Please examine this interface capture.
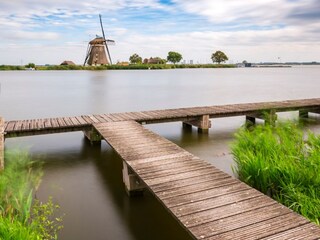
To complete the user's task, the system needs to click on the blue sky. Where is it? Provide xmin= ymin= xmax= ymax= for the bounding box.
xmin=0 ymin=0 xmax=319 ymax=64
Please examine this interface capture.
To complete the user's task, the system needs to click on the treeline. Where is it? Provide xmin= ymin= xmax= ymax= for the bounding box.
xmin=0 ymin=63 xmax=235 ymax=71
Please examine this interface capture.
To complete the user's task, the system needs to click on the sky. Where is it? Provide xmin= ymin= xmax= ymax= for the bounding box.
xmin=0 ymin=0 xmax=319 ymax=65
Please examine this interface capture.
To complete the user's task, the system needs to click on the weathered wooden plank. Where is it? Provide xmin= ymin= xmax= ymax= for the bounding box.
xmin=156 ymin=177 xmax=238 ymax=200
xmin=139 ymin=162 xmax=213 ymax=180
xmin=207 ymin=213 xmax=309 ymax=240
xmin=62 ymin=117 xmax=73 ymax=126
xmin=151 ymin=172 xmax=231 ymax=194
xmin=189 ymin=204 xmax=291 ymax=239
xmin=81 ymin=115 xmax=94 ymax=124
xmin=69 ymin=117 xmax=80 ymax=126
xmin=179 ymin=196 xmax=277 ymax=228
xmin=92 ymin=115 xmax=107 ymax=123
xmin=13 ymin=120 xmax=23 ymax=131
xmin=56 ymin=117 xmax=67 ymax=127
xmin=43 ymin=118 xmax=52 ymax=128
xmin=75 ymin=116 xmax=88 ymax=125
xmin=50 ymin=118 xmax=59 ymax=128
xmin=162 ymin=182 xmax=248 ymax=208
xmin=5 ymin=121 xmax=15 ymax=132
xmin=261 ymin=223 xmax=320 ymax=240
xmin=170 ymin=188 xmax=262 ymax=217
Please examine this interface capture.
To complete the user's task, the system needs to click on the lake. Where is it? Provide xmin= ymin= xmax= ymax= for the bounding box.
xmin=1 ymin=66 xmax=320 ymax=239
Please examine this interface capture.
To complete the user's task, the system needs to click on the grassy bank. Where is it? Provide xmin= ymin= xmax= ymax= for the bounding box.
xmin=232 ymin=122 xmax=320 ymax=225
xmin=0 ymin=151 xmax=63 ymax=239
xmin=1 ymin=63 xmax=235 ymax=71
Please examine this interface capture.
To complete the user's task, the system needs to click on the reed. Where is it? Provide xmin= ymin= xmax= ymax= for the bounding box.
xmin=232 ymin=121 xmax=320 ymax=224
xmin=0 ymin=150 xmax=63 ymax=239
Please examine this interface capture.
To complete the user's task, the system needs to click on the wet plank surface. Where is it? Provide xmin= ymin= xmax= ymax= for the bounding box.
xmin=93 ymin=121 xmax=320 ymax=240
xmin=4 ymin=98 xmax=320 ymax=137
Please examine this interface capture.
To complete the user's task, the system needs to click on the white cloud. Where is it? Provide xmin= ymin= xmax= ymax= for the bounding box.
xmin=0 ymin=0 xmax=319 ymax=64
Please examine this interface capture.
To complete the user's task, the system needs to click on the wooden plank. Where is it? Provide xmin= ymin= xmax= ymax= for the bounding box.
xmin=151 ymin=172 xmax=231 ymax=194
xmin=62 ymin=117 xmax=73 ymax=126
xmin=207 ymin=213 xmax=309 ymax=240
xmin=162 ymin=182 xmax=248 ymax=208
xmin=43 ymin=118 xmax=52 ymax=128
xmin=5 ymin=121 xmax=15 ymax=132
xmin=156 ymin=177 xmax=239 ymax=200
xmin=92 ymin=114 xmax=107 ymax=123
xmin=13 ymin=120 xmax=23 ymax=131
xmin=50 ymin=118 xmax=59 ymax=128
xmin=179 ymin=196 xmax=277 ymax=228
xmin=75 ymin=116 xmax=88 ymax=125
xmin=189 ymin=204 xmax=291 ymax=239
xmin=57 ymin=117 xmax=67 ymax=127
xmin=260 ymin=223 xmax=320 ymax=240
xmin=169 ymin=188 xmax=262 ymax=217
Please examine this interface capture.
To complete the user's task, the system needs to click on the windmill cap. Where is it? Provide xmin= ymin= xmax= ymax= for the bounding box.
xmin=89 ymin=37 xmax=105 ymax=44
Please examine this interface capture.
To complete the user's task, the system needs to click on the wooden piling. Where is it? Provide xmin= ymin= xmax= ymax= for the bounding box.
xmin=122 ymin=161 xmax=145 ymax=196
xmin=299 ymin=110 xmax=309 ymax=119
xmin=0 ymin=117 xmax=4 ymax=170
xmin=183 ymin=115 xmax=211 ymax=133
xmin=245 ymin=116 xmax=256 ymax=125
xmin=83 ymin=128 xmax=102 ymax=145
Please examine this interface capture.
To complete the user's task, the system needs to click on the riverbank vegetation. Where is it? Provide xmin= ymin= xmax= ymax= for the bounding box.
xmin=232 ymin=122 xmax=320 ymax=225
xmin=0 ymin=150 xmax=63 ymax=239
xmin=0 ymin=63 xmax=235 ymax=71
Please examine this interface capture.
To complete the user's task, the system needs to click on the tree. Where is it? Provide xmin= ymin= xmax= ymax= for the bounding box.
xmin=211 ymin=51 xmax=228 ymax=64
xmin=25 ymin=63 xmax=35 ymax=68
xmin=167 ymin=51 xmax=182 ymax=64
xmin=129 ymin=53 xmax=142 ymax=64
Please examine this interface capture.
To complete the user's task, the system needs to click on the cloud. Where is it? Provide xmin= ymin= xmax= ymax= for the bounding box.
xmin=0 ymin=0 xmax=319 ymax=64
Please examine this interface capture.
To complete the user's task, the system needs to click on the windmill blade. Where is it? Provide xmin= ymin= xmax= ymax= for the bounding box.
xmin=83 ymin=44 xmax=91 ymax=66
xmin=99 ymin=14 xmax=112 ymax=64
xmin=106 ymin=39 xmax=115 ymax=45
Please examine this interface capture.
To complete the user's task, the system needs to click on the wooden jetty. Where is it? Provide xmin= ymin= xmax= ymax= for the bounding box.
xmin=3 ymin=98 xmax=320 ymax=138
xmin=93 ymin=121 xmax=320 ymax=239
xmin=2 ymin=98 xmax=320 ymax=239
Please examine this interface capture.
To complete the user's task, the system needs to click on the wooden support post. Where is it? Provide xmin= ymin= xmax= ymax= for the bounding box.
xmin=299 ymin=110 xmax=309 ymax=119
xmin=0 ymin=117 xmax=4 ymax=171
xmin=264 ymin=110 xmax=277 ymax=126
xmin=122 ymin=161 xmax=145 ymax=196
xmin=247 ymin=111 xmax=277 ymax=126
xmin=183 ymin=115 xmax=211 ymax=133
xmin=83 ymin=128 xmax=102 ymax=145
xmin=246 ymin=116 xmax=256 ymax=125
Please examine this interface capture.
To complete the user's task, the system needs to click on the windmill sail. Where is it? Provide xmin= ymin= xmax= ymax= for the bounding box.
xmin=99 ymin=14 xmax=113 ymax=65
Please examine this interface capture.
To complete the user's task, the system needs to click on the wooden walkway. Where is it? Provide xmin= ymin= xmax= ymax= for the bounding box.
xmin=2 ymin=98 xmax=320 ymax=239
xmin=94 ymin=121 xmax=320 ymax=240
xmin=4 ymin=98 xmax=320 ymax=138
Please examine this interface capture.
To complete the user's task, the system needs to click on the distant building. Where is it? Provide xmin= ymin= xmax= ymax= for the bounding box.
xmin=190 ymin=60 xmax=194 ymax=64
xmin=60 ymin=61 xmax=75 ymax=66
xmin=117 ymin=61 xmax=129 ymax=66
xmin=143 ymin=57 xmax=165 ymax=64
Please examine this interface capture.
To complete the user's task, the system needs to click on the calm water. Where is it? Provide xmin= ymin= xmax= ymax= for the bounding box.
xmin=1 ymin=67 xmax=320 ymax=239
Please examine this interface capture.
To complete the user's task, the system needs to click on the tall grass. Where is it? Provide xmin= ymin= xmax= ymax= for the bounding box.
xmin=0 ymin=150 xmax=63 ymax=239
xmin=232 ymin=121 xmax=320 ymax=225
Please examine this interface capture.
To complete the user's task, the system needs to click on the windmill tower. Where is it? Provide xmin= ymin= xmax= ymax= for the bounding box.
xmin=84 ymin=14 xmax=115 ymax=66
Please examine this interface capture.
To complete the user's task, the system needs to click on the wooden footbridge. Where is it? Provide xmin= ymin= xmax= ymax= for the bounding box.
xmin=1 ymin=98 xmax=320 ymax=239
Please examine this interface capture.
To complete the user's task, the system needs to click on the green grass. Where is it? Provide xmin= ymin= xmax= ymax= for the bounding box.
xmin=0 ymin=150 xmax=63 ymax=239
xmin=1 ymin=63 xmax=236 ymax=71
xmin=232 ymin=121 xmax=320 ymax=225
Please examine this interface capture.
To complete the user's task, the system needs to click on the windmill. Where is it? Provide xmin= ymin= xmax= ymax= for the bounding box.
xmin=84 ymin=14 xmax=115 ymax=66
